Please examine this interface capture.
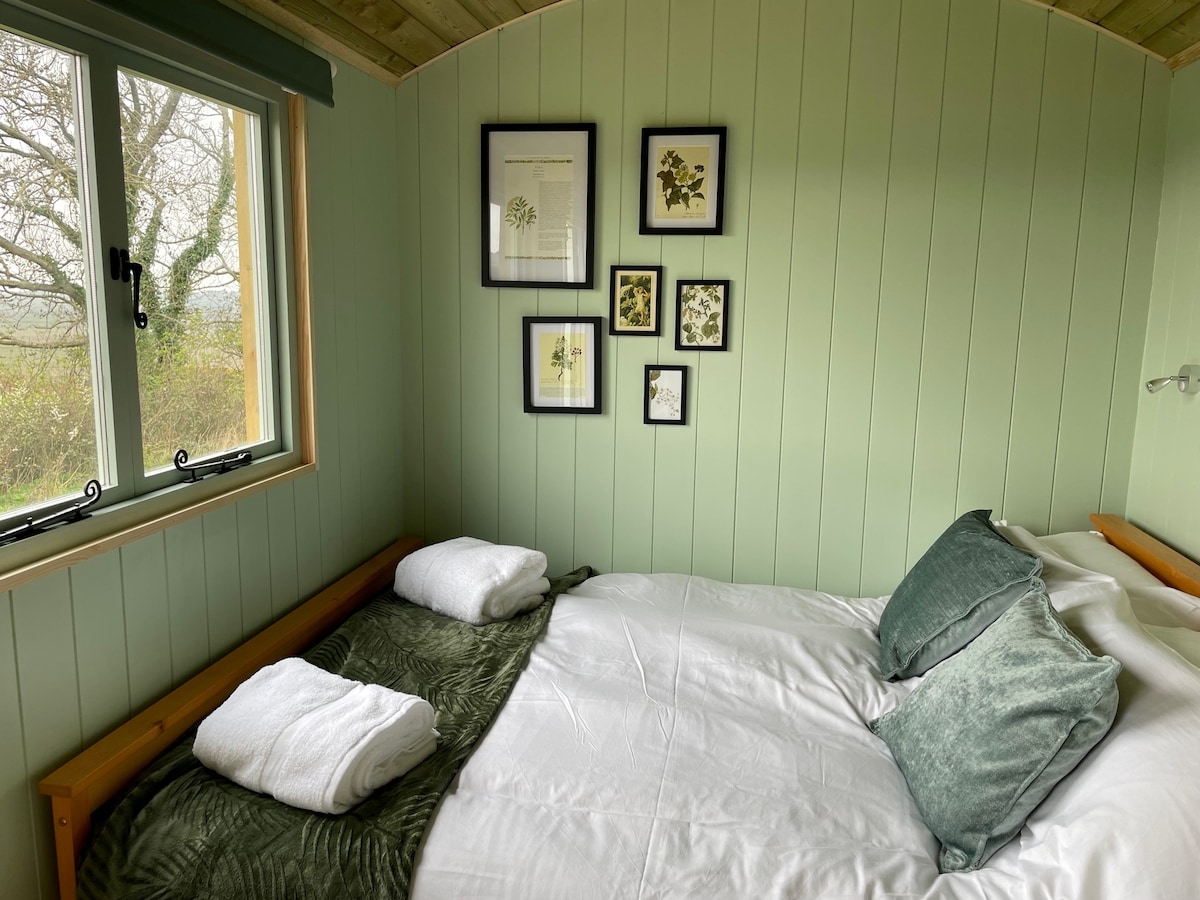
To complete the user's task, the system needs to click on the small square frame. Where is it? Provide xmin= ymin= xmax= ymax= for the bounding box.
xmin=609 ymin=265 xmax=664 ymax=335
xmin=675 ymin=279 xmax=730 ymax=351
xmin=482 ymin=123 xmax=597 ymax=288
xmin=640 ymin=126 xmax=728 ymax=235
xmin=522 ymin=316 xmax=602 ymax=414
xmin=644 ymin=365 xmax=688 ymax=425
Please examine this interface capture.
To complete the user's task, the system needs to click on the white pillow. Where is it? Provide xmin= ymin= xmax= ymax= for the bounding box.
xmin=1034 ymin=531 xmax=1164 ymax=589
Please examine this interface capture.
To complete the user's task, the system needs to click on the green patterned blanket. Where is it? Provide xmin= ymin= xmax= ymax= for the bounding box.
xmin=77 ymin=567 xmax=593 ymax=900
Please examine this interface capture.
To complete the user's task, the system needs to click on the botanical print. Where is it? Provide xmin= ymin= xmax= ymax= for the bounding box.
xmin=502 ymin=154 xmax=575 ymax=262
xmin=538 ymin=331 xmax=585 ymax=399
xmin=647 ymin=368 xmax=683 ymax=421
xmin=678 ymin=283 xmax=725 ymax=347
xmin=616 ymin=270 xmax=657 ymax=331
xmin=655 ymin=145 xmax=710 ymax=220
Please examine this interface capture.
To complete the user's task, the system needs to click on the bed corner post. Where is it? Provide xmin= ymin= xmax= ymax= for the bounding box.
xmin=48 ymin=791 xmax=87 ymax=900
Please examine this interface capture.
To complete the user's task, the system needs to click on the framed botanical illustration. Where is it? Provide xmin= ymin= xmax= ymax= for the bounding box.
xmin=640 ymin=126 xmax=727 ymax=235
xmin=609 ymin=265 xmax=664 ymax=335
xmin=644 ymin=365 xmax=688 ymax=425
xmin=676 ymin=279 xmax=730 ymax=350
xmin=522 ymin=316 xmax=602 ymax=414
xmin=482 ymin=124 xmax=597 ymax=288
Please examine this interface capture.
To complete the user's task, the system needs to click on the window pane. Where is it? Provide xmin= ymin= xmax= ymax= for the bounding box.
xmin=119 ymin=71 xmax=269 ymax=473
xmin=0 ymin=29 xmax=102 ymax=516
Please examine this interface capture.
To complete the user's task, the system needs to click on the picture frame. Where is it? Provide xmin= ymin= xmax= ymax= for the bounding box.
xmin=644 ymin=365 xmax=688 ymax=425
xmin=675 ymin=279 xmax=730 ymax=351
xmin=522 ymin=316 xmax=602 ymax=414
xmin=640 ymin=126 xmax=727 ymax=235
xmin=482 ymin=124 xmax=597 ymax=288
xmin=609 ymin=265 xmax=664 ymax=336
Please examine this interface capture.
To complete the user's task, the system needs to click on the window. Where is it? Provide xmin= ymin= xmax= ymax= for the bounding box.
xmin=0 ymin=1 xmax=309 ymax=577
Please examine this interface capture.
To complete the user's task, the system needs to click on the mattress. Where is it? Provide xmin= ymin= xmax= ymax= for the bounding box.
xmin=76 ymin=527 xmax=1200 ymax=899
xmin=412 ymin=527 xmax=1200 ymax=899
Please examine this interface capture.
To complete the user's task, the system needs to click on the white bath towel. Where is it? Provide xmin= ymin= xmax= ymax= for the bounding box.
xmin=194 ymin=657 xmax=437 ymax=814
xmin=393 ymin=536 xmax=551 ymax=625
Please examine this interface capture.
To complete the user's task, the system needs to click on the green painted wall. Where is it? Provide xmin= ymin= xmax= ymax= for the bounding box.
xmin=399 ymin=0 xmax=1169 ymax=596
xmin=0 ymin=1 xmax=1181 ymax=896
xmin=1127 ymin=61 xmax=1200 ymax=563
xmin=0 ymin=64 xmax=405 ymax=898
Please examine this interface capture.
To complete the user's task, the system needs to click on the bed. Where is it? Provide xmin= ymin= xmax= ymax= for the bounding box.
xmin=40 ymin=514 xmax=1200 ymax=899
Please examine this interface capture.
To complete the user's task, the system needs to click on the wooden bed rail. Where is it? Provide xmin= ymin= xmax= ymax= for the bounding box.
xmin=1090 ymin=514 xmax=1200 ymax=598
xmin=39 ymin=535 xmax=422 ymax=900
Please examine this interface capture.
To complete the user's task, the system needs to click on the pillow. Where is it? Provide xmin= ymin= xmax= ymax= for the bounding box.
xmin=878 ymin=509 xmax=1042 ymax=679
xmin=1033 ymin=530 xmax=1166 ymax=590
xmin=870 ymin=590 xmax=1121 ymax=872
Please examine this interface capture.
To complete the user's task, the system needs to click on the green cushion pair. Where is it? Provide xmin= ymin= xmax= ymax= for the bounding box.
xmin=872 ymin=511 xmax=1121 ymax=872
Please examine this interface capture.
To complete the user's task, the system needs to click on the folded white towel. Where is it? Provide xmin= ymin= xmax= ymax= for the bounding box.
xmin=393 ymin=536 xmax=551 ymax=625
xmin=194 ymin=657 xmax=437 ymax=814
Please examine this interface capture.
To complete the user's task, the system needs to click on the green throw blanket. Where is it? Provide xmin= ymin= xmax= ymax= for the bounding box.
xmin=77 ymin=567 xmax=593 ymax=900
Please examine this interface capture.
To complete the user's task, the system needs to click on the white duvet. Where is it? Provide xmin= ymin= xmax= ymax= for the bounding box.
xmin=411 ymin=529 xmax=1200 ymax=899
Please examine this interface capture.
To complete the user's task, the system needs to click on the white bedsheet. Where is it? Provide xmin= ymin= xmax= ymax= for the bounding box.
xmin=412 ymin=537 xmax=1200 ymax=899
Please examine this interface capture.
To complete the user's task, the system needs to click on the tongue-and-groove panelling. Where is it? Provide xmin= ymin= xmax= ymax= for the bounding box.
xmin=0 ymin=62 xmax=405 ymax=900
xmin=1127 ymin=61 xmax=1200 ymax=564
xmin=398 ymin=0 xmax=1169 ymax=594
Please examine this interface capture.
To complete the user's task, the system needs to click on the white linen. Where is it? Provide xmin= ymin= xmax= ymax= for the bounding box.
xmin=410 ymin=543 xmax=1200 ymax=899
xmin=393 ymin=536 xmax=551 ymax=624
xmin=194 ymin=657 xmax=437 ymax=814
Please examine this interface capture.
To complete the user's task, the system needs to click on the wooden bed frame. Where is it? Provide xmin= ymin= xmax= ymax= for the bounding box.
xmin=39 ymin=535 xmax=422 ymax=900
xmin=37 ymin=517 xmax=1200 ymax=900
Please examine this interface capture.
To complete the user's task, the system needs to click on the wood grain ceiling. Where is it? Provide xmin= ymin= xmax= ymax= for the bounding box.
xmin=1047 ymin=0 xmax=1200 ymax=68
xmin=240 ymin=0 xmax=1200 ymax=87
xmin=239 ymin=0 xmax=562 ymax=85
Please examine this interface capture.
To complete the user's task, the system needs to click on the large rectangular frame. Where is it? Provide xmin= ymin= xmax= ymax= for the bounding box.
xmin=522 ymin=316 xmax=602 ymax=414
xmin=482 ymin=124 xmax=597 ymax=288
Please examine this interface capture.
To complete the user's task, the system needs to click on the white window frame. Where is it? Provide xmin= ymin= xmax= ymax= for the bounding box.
xmin=0 ymin=0 xmax=315 ymax=591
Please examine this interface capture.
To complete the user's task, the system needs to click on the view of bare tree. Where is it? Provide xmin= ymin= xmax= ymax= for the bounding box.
xmin=0 ymin=28 xmax=251 ymax=513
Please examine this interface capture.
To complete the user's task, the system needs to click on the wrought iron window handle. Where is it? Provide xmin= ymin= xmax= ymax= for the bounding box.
xmin=109 ymin=246 xmax=147 ymax=329
xmin=173 ymin=448 xmax=252 ymax=483
xmin=0 ymin=480 xmax=103 ymax=547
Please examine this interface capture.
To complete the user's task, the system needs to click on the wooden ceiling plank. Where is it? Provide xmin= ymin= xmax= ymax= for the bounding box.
xmin=1101 ymin=0 xmax=1199 ymax=42
xmin=456 ymin=0 xmax=525 ymax=28
xmin=1167 ymin=36 xmax=1200 ymax=64
xmin=514 ymin=0 xmax=559 ymax=12
xmin=395 ymin=0 xmax=489 ymax=44
xmin=1087 ymin=0 xmax=1129 ymax=17
xmin=310 ymin=0 xmax=450 ymax=64
xmin=242 ymin=0 xmax=411 ymax=83
xmin=1143 ymin=0 xmax=1200 ymax=52
xmin=1053 ymin=0 xmax=1111 ymax=22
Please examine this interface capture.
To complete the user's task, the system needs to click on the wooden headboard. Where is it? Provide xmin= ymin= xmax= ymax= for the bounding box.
xmin=39 ymin=535 xmax=422 ymax=900
xmin=1089 ymin=514 xmax=1200 ymax=598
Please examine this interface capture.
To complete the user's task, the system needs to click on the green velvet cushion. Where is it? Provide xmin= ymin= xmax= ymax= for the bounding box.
xmin=878 ymin=509 xmax=1042 ymax=679
xmin=870 ymin=590 xmax=1121 ymax=873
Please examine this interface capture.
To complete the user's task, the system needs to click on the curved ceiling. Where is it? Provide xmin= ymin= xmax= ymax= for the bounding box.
xmin=240 ymin=0 xmax=1200 ymax=86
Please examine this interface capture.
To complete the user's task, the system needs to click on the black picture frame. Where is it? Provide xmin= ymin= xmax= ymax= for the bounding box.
xmin=644 ymin=365 xmax=688 ymax=425
xmin=522 ymin=316 xmax=603 ymax=414
xmin=609 ymin=265 xmax=664 ymax=336
xmin=640 ymin=126 xmax=727 ymax=235
xmin=482 ymin=123 xmax=597 ymax=288
xmin=675 ymin=279 xmax=731 ymax=351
